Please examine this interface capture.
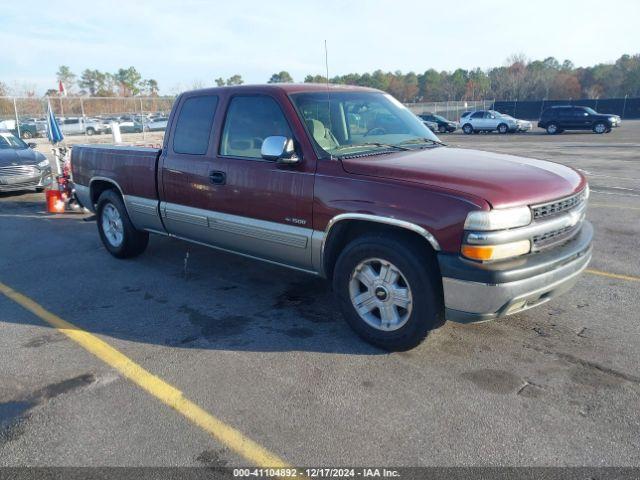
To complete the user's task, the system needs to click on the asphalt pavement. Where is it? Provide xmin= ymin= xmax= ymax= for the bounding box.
xmin=1 ymin=123 xmax=639 ymax=468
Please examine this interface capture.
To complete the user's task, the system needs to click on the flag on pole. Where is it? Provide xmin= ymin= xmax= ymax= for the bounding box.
xmin=58 ymin=80 xmax=67 ymax=97
xmin=46 ymin=99 xmax=64 ymax=144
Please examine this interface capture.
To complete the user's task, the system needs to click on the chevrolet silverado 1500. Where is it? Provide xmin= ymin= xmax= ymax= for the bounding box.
xmin=71 ymin=84 xmax=593 ymax=350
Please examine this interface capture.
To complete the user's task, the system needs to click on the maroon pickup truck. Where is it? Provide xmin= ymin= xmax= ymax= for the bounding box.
xmin=71 ymin=84 xmax=593 ymax=350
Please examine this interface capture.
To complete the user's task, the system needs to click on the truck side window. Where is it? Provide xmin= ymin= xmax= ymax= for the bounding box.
xmin=220 ymin=96 xmax=292 ymax=159
xmin=173 ymin=95 xmax=218 ymax=155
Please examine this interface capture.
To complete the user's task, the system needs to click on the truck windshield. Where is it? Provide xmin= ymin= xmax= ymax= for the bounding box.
xmin=291 ymin=92 xmax=440 ymax=157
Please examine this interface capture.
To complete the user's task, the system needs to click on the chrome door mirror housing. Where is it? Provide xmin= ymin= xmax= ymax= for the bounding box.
xmin=261 ymin=136 xmax=300 ymax=164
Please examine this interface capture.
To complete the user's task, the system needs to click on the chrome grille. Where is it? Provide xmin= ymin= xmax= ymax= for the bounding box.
xmin=533 ymin=224 xmax=580 ymax=250
xmin=0 ymin=180 xmax=40 ymax=191
xmin=0 ymin=165 xmax=39 ymax=176
xmin=532 ymin=190 xmax=586 ymax=220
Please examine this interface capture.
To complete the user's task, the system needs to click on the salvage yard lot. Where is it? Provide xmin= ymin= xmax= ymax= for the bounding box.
xmin=1 ymin=123 xmax=639 ymax=467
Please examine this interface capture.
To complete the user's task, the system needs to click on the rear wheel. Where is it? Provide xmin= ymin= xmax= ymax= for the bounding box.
xmin=333 ymin=234 xmax=443 ymax=351
xmin=462 ymin=124 xmax=473 ymax=134
xmin=96 ymin=189 xmax=148 ymax=258
xmin=546 ymin=123 xmax=559 ymax=134
xmin=593 ymin=122 xmax=607 ymax=134
xmin=86 ymin=128 xmax=95 ymax=136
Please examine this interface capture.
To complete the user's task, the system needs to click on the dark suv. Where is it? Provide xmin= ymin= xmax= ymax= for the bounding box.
xmin=538 ymin=106 xmax=621 ymax=134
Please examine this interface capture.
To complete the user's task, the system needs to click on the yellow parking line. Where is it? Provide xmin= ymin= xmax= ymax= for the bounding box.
xmin=589 ymin=203 xmax=640 ymax=211
xmin=0 ymin=281 xmax=289 ymax=468
xmin=586 ymin=269 xmax=640 ymax=282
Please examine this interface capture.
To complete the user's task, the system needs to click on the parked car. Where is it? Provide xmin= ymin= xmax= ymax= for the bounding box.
xmin=0 ymin=130 xmax=52 ymax=192
xmin=537 ymin=106 xmax=621 ymax=134
xmin=59 ymin=117 xmax=109 ymax=136
xmin=501 ymin=114 xmax=532 ymax=132
xmin=12 ymin=120 xmax=47 ymax=139
xmin=72 ymin=84 xmax=592 ymax=351
xmin=460 ymin=110 xmax=519 ymax=134
xmin=419 ymin=113 xmax=458 ymax=133
xmin=144 ymin=117 xmax=169 ymax=131
xmin=422 ymin=120 xmax=439 ymax=133
xmin=117 ymin=120 xmax=144 ymax=133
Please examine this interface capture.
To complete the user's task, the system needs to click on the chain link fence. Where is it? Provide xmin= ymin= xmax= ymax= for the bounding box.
xmin=0 ymin=96 xmax=176 ymax=138
xmin=404 ymin=100 xmax=496 ymax=121
xmin=2 ymin=95 xmax=638 ymax=140
xmin=406 ymin=97 xmax=640 ymax=121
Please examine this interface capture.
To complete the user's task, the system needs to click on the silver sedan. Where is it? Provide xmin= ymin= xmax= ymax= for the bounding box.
xmin=0 ymin=131 xmax=52 ymax=193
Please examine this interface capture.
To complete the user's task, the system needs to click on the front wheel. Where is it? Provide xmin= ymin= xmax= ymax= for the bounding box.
xmin=593 ymin=122 xmax=607 ymax=134
xmin=97 ymin=189 xmax=149 ymax=258
xmin=333 ymin=234 xmax=443 ymax=351
xmin=497 ymin=123 xmax=509 ymax=134
xmin=546 ymin=123 xmax=559 ymax=134
xmin=86 ymin=128 xmax=95 ymax=136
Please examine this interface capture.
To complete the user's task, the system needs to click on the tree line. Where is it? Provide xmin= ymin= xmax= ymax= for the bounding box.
xmin=2 ymin=53 xmax=638 ymax=101
xmin=50 ymin=66 xmax=159 ymax=97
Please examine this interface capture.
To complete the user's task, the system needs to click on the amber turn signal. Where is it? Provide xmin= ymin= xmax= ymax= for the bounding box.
xmin=461 ymin=240 xmax=531 ymax=261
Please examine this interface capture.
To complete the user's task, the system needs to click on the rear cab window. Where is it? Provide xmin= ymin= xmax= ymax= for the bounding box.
xmin=172 ymin=95 xmax=219 ymax=155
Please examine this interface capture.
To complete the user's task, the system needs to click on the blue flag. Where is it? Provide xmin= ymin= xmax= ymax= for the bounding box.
xmin=46 ymin=100 xmax=64 ymax=144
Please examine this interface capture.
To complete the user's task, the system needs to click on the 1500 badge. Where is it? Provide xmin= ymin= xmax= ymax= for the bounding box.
xmin=285 ymin=217 xmax=307 ymax=225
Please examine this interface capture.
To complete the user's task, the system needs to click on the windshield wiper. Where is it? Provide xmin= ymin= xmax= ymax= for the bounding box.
xmin=398 ymin=138 xmax=447 ymax=147
xmin=333 ymin=142 xmax=411 ymax=152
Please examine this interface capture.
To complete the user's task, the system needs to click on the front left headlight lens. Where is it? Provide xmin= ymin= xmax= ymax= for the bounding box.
xmin=37 ymin=159 xmax=50 ymax=168
xmin=464 ymin=206 xmax=532 ymax=231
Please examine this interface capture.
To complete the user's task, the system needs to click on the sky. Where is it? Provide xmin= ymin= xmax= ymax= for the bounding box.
xmin=1 ymin=0 xmax=639 ymax=95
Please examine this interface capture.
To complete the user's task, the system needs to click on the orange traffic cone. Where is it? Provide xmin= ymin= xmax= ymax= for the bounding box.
xmin=46 ymin=188 xmax=65 ymax=214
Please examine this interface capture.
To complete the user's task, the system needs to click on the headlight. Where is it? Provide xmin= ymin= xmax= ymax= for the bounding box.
xmin=461 ymin=240 xmax=531 ymax=261
xmin=37 ymin=159 xmax=50 ymax=168
xmin=464 ymin=206 xmax=532 ymax=231
xmin=609 ymin=117 xmax=617 ymax=122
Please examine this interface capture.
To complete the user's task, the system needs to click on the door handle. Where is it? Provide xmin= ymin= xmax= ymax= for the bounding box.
xmin=209 ymin=170 xmax=226 ymax=185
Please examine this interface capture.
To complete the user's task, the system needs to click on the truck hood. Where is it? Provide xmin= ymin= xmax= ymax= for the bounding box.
xmin=340 ymin=147 xmax=585 ymax=209
xmin=0 ymin=148 xmax=46 ymax=166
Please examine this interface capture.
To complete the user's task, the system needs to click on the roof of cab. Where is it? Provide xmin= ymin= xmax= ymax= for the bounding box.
xmin=181 ymin=83 xmax=381 ymax=96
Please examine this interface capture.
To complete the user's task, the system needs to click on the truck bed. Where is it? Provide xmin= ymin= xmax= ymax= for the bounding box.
xmin=71 ymin=144 xmax=162 ymax=202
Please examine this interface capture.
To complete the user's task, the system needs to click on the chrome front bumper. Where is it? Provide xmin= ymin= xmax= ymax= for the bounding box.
xmin=440 ymin=221 xmax=593 ymax=323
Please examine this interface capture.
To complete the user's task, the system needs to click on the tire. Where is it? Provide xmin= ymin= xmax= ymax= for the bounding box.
xmin=332 ymin=234 xmax=443 ymax=351
xmin=546 ymin=123 xmax=559 ymax=134
xmin=21 ymin=130 xmax=33 ymax=139
xmin=96 ymin=189 xmax=149 ymax=258
xmin=86 ymin=128 xmax=95 ymax=136
xmin=462 ymin=124 xmax=473 ymax=134
xmin=438 ymin=124 xmax=447 ymax=134
xmin=593 ymin=122 xmax=607 ymax=134
xmin=497 ymin=123 xmax=509 ymax=134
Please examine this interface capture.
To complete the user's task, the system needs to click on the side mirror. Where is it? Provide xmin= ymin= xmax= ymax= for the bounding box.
xmin=261 ymin=136 xmax=300 ymax=164
xmin=28 ymin=142 xmax=37 ymax=149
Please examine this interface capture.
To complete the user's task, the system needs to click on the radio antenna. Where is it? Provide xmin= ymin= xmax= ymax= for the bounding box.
xmin=324 ymin=39 xmax=334 ymax=160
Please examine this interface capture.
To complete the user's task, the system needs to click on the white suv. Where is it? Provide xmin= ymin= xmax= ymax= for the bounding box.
xmin=460 ymin=110 xmax=518 ymax=134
